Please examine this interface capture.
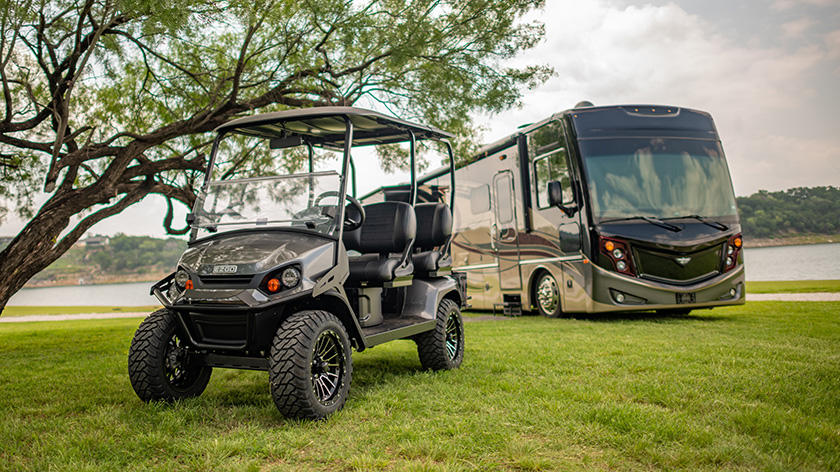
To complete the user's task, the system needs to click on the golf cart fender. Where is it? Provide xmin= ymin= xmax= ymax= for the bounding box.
xmin=308 ymin=289 xmax=367 ymax=352
xmin=405 ymin=276 xmax=464 ymax=320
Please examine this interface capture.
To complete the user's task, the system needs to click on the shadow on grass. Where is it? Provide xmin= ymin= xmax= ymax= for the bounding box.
xmin=568 ymin=310 xmax=733 ymax=323
xmin=466 ymin=309 xmax=734 ymax=324
xmin=126 ymin=344 xmax=431 ymax=426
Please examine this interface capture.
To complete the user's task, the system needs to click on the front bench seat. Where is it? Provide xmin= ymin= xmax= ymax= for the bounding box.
xmin=412 ymin=202 xmax=453 ymax=277
xmin=343 ymin=201 xmax=416 ymax=287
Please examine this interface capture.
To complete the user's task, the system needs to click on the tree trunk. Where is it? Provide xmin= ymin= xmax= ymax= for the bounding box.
xmin=0 ymin=176 xmax=154 ymax=314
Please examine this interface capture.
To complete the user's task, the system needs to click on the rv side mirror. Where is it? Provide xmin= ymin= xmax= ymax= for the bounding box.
xmin=548 ymin=180 xmax=578 ymax=218
xmin=548 ymin=181 xmax=564 ymax=206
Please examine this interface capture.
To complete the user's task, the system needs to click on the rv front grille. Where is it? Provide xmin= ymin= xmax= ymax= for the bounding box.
xmin=634 ymin=243 xmax=724 ymax=285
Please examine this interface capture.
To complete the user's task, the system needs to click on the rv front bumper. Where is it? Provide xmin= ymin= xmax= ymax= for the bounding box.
xmin=590 ymin=264 xmax=746 ymax=313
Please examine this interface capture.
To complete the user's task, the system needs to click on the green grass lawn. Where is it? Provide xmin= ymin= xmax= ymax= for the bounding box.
xmin=746 ymin=279 xmax=840 ymax=294
xmin=2 ymin=306 xmax=161 ymax=317
xmin=1 ymin=302 xmax=838 ymax=471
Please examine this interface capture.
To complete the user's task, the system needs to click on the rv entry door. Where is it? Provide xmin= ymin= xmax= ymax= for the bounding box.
xmin=493 ymin=170 xmax=522 ymax=290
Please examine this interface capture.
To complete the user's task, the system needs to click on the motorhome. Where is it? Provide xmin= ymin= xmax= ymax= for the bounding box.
xmin=363 ymin=103 xmax=745 ymax=316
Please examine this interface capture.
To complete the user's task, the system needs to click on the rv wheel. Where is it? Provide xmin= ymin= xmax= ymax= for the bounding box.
xmin=128 ymin=309 xmax=212 ymax=402
xmin=414 ymin=298 xmax=464 ymax=370
xmin=535 ymin=272 xmax=563 ymax=318
xmin=268 ymin=310 xmax=352 ymax=420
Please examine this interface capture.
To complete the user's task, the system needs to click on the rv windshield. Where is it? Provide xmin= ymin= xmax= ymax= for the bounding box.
xmin=192 ymin=172 xmax=343 ymax=236
xmin=580 ymin=138 xmax=738 ymax=223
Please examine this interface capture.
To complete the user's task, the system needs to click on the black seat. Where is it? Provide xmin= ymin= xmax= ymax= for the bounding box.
xmin=411 ymin=202 xmax=453 ymax=277
xmin=343 ymin=202 xmax=416 ymax=286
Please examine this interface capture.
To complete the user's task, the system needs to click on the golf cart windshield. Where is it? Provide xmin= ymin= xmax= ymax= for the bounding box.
xmin=190 ymin=107 xmax=455 ymax=241
xmin=192 ymin=172 xmax=343 ymax=236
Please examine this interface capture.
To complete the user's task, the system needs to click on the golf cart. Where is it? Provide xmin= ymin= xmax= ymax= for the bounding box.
xmin=128 ymin=107 xmax=466 ymax=419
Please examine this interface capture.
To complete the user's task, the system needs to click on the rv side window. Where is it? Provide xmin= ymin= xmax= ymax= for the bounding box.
xmin=534 ymin=149 xmax=572 ymax=208
xmin=495 ymin=172 xmax=514 ymax=224
xmin=470 ymin=185 xmax=491 ymax=214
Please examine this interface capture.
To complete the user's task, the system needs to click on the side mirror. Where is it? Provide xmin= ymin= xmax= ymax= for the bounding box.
xmin=548 ymin=180 xmax=578 ymax=218
xmin=548 ymin=181 xmax=564 ymax=207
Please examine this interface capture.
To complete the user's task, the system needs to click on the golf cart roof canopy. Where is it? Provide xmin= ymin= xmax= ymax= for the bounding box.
xmin=216 ymin=107 xmax=454 ymax=147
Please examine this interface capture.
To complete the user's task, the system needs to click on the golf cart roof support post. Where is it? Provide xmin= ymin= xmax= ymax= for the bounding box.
xmin=190 ymin=133 xmax=226 ymax=242
xmin=306 ymin=140 xmax=314 ymax=173
xmin=349 ymin=158 xmax=357 ymax=198
xmin=409 ymin=129 xmax=417 ymax=206
xmin=336 ymin=115 xmax=354 ymax=264
xmin=441 ymin=138 xmax=457 ymax=257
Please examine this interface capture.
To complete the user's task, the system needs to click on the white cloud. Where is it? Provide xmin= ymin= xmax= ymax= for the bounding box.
xmin=478 ymin=0 xmax=835 ymax=195
xmin=772 ymin=0 xmax=840 ymax=11
xmin=825 ymin=29 xmax=840 ymax=58
xmin=781 ymin=17 xmax=817 ymax=39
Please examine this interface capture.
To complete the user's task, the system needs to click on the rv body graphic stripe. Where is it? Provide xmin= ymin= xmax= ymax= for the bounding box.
xmin=519 ymin=255 xmax=584 ymax=265
xmin=453 ymin=262 xmax=500 ymax=271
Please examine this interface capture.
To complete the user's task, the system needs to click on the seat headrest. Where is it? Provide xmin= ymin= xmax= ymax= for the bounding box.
xmin=414 ymin=202 xmax=452 ymax=250
xmin=343 ymin=202 xmax=416 ymax=254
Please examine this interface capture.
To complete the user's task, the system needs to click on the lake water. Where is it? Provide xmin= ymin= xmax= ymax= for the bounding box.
xmin=6 ymin=243 xmax=840 ymax=306
xmin=742 ymin=242 xmax=840 ymax=281
xmin=8 ymin=281 xmax=158 ymax=307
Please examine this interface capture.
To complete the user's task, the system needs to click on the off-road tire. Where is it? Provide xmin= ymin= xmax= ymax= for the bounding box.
xmin=534 ymin=271 xmax=564 ymax=318
xmin=268 ymin=310 xmax=352 ymax=420
xmin=128 ymin=309 xmax=212 ymax=402
xmin=414 ymin=298 xmax=464 ymax=371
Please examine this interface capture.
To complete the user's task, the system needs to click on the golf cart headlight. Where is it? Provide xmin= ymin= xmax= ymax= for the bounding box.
xmin=174 ymin=270 xmax=190 ymax=289
xmin=281 ymin=267 xmax=301 ymax=288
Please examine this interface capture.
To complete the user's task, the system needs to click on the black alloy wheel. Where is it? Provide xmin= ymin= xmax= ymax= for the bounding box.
xmin=414 ymin=298 xmax=464 ymax=371
xmin=128 ymin=309 xmax=212 ymax=402
xmin=268 ymin=310 xmax=352 ymax=419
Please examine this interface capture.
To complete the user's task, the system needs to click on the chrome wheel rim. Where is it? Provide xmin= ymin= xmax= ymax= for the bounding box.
xmin=311 ymin=330 xmax=344 ymax=406
xmin=537 ymin=275 xmax=559 ymax=314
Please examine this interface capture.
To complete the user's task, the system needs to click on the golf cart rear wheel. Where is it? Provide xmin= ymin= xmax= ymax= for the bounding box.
xmin=128 ymin=309 xmax=212 ymax=402
xmin=414 ymin=298 xmax=464 ymax=371
xmin=268 ymin=310 xmax=352 ymax=420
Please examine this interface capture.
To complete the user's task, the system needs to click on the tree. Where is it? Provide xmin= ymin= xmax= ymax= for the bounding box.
xmin=0 ymin=0 xmax=551 ymax=312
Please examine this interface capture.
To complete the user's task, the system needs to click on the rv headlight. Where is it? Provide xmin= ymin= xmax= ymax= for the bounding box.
xmin=612 ymin=248 xmax=624 ymax=259
xmin=281 ymin=267 xmax=301 ymax=288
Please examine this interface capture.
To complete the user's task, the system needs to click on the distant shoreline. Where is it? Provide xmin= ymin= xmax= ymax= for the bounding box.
xmin=744 ymin=235 xmax=840 ymax=248
xmin=23 ymin=273 xmax=165 ymax=290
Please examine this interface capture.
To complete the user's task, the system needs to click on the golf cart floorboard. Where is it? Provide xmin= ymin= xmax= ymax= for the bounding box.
xmin=361 ymin=315 xmax=436 ymax=347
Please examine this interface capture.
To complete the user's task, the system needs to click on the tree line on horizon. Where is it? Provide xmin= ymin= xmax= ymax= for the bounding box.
xmin=737 ymin=186 xmax=840 ymax=239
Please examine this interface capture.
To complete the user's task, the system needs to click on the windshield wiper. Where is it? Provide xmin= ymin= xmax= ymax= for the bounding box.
xmin=600 ymin=216 xmax=682 ymax=232
xmin=665 ymin=215 xmax=729 ymax=231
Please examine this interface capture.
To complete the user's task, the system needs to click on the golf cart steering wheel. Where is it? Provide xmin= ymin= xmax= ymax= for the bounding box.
xmin=312 ymin=191 xmax=365 ymax=231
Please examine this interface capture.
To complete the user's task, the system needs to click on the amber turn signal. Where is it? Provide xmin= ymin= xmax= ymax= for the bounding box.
xmin=733 ymin=237 xmax=742 ymax=248
xmin=604 ymin=241 xmax=615 ymax=252
xmin=267 ymin=278 xmax=281 ymax=292
xmin=185 ymin=279 xmax=194 ymax=290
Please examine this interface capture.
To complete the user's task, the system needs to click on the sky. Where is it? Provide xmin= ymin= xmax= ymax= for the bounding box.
xmin=2 ymin=0 xmax=839 ymax=240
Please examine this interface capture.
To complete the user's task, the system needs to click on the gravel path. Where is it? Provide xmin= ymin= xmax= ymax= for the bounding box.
xmin=2 ymin=293 xmax=838 ymax=323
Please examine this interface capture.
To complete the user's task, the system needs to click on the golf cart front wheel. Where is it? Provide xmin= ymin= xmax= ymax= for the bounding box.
xmin=128 ymin=309 xmax=212 ymax=402
xmin=268 ymin=310 xmax=352 ymax=420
